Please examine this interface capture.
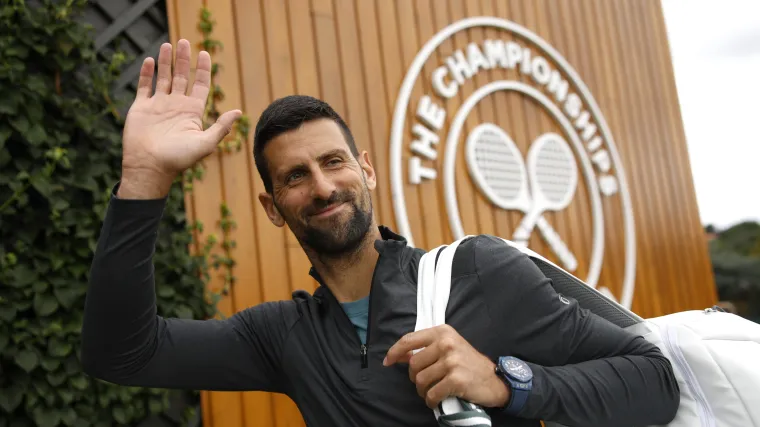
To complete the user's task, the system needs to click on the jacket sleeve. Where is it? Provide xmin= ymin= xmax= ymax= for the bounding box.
xmin=81 ymin=185 xmax=296 ymax=393
xmin=474 ymin=235 xmax=680 ymax=427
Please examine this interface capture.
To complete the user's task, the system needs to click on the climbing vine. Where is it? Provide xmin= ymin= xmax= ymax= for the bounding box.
xmin=0 ymin=2 xmax=248 ymax=426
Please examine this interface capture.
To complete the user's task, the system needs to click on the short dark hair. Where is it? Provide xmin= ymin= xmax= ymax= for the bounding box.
xmin=253 ymin=95 xmax=359 ymax=193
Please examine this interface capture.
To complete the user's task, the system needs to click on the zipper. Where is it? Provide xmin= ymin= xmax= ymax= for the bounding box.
xmin=361 ymin=258 xmax=380 ymax=369
xmin=360 ymin=344 xmax=368 ymax=368
xmin=661 ymin=323 xmax=716 ymax=427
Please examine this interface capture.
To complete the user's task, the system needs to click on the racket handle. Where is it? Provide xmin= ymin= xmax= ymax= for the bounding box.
xmin=536 ymin=217 xmax=578 ymax=272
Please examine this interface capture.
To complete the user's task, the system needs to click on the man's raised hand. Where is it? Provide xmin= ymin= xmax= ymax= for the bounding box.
xmin=118 ymin=40 xmax=242 ymax=199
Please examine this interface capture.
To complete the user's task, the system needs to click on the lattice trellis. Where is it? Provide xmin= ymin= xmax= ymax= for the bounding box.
xmin=78 ymin=0 xmax=170 ymax=116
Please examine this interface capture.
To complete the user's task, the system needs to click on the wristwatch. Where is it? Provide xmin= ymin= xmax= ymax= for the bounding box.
xmin=495 ymin=356 xmax=533 ymax=416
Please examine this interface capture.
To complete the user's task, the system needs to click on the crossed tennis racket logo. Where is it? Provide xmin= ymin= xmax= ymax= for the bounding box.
xmin=465 ymin=123 xmax=580 ymax=272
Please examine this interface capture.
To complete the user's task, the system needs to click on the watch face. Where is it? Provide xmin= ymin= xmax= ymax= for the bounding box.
xmin=502 ymin=358 xmax=532 ymax=382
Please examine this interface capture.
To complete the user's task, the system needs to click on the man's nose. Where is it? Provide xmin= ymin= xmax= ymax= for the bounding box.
xmin=310 ymin=169 xmax=336 ymax=200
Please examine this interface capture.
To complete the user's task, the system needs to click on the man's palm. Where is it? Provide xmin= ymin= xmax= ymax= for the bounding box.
xmin=122 ymin=40 xmax=241 ymax=178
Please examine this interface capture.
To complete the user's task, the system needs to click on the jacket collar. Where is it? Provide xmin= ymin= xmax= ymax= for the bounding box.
xmin=308 ymin=225 xmax=407 ymax=302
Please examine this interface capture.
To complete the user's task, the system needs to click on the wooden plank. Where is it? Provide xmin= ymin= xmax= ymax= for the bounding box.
xmin=174 ymin=1 xmax=245 ymax=426
xmin=556 ymin=0 xmax=619 ymax=305
xmin=644 ymin=0 xmax=717 ymax=308
xmin=611 ymin=0 xmax=686 ymax=314
xmin=399 ymin=0 xmax=449 ymax=249
xmin=206 ymin=0 xmax=281 ymax=425
xmin=376 ymin=0 xmax=427 ymax=247
xmin=232 ymin=0 xmax=295 ymax=425
xmin=332 ymin=0 xmax=392 ymax=246
xmin=355 ymin=0 xmax=395 ymax=229
xmin=592 ymin=0 xmax=665 ymax=317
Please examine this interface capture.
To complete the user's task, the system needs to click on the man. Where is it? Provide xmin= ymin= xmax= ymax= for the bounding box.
xmin=81 ymin=40 xmax=680 ymax=426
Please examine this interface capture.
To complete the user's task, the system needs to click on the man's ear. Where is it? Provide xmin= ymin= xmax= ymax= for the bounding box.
xmin=359 ymin=151 xmax=377 ymax=191
xmin=258 ymin=192 xmax=286 ymax=227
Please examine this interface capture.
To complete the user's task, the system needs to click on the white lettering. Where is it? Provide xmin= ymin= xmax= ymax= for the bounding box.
xmin=446 ymin=50 xmax=474 ymax=85
xmin=574 ymin=111 xmax=597 ymax=141
xmin=547 ymin=71 xmax=569 ymax=103
xmin=521 ymin=48 xmax=532 ymax=75
xmin=410 ymin=124 xmax=439 ymax=160
xmin=531 ymin=56 xmax=552 ymax=85
xmin=599 ymin=175 xmax=619 ymax=196
xmin=483 ymin=39 xmax=508 ymax=68
xmin=564 ymin=93 xmax=582 ymax=119
xmin=587 ymin=135 xmax=603 ymax=152
xmin=505 ymin=41 xmax=522 ymax=69
xmin=432 ymin=66 xmax=457 ymax=98
xmin=409 ymin=156 xmax=437 ymax=184
xmin=591 ymin=149 xmax=611 ymax=173
xmin=416 ymin=96 xmax=446 ymax=131
xmin=466 ymin=42 xmax=491 ymax=75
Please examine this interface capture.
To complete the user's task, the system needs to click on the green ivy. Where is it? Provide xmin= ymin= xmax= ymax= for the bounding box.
xmin=0 ymin=2 xmax=240 ymax=426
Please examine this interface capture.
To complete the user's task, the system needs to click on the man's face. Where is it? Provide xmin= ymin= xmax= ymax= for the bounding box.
xmin=258 ymin=119 xmax=377 ymax=256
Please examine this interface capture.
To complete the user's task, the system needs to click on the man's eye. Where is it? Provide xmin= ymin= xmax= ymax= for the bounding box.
xmin=286 ymin=172 xmax=304 ymax=183
xmin=327 ymin=158 xmax=342 ymax=166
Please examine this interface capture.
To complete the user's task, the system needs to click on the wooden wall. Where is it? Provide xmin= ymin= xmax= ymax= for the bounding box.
xmin=165 ymin=1 xmax=717 ymax=426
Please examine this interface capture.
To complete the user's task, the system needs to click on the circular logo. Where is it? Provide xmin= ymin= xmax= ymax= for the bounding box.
xmin=389 ymin=17 xmax=637 ymax=309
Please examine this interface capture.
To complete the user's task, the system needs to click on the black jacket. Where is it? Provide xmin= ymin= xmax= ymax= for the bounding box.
xmin=81 ymin=186 xmax=680 ymax=427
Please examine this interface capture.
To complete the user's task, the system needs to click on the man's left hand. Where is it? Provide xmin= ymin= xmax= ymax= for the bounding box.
xmin=384 ymin=324 xmax=510 ymax=409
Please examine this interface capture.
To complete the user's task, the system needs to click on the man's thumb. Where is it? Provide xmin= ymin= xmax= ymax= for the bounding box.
xmin=203 ymin=109 xmax=243 ymax=148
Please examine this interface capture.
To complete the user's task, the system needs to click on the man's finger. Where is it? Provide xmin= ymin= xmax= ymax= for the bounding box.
xmin=155 ymin=43 xmax=173 ymax=94
xmin=414 ymin=359 xmax=447 ymax=399
xmin=136 ymin=57 xmax=155 ymax=99
xmin=172 ymin=39 xmax=191 ymax=95
xmin=426 ymin=376 xmax=457 ymax=410
xmin=384 ymin=329 xmax=437 ymax=366
xmin=190 ymin=51 xmax=212 ymax=101
xmin=408 ymin=342 xmax=440 ymax=382
xmin=201 ymin=109 xmax=242 ymax=150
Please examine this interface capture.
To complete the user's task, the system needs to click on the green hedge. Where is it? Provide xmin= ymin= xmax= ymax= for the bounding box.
xmin=0 ymin=2 xmax=231 ymax=426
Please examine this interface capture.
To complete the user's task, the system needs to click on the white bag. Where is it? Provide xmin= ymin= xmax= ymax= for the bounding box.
xmin=419 ymin=236 xmax=760 ymax=427
xmin=626 ymin=310 xmax=760 ymax=427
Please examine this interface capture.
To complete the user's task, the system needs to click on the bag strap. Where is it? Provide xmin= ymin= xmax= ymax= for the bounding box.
xmin=416 ymin=237 xmax=492 ymax=426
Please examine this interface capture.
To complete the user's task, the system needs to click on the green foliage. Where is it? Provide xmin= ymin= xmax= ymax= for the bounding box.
xmin=708 ymin=221 xmax=760 ymax=320
xmin=0 ymin=2 xmax=239 ymax=426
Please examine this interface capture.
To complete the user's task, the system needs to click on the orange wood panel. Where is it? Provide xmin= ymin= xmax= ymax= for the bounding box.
xmin=166 ymin=1 xmax=719 ymax=425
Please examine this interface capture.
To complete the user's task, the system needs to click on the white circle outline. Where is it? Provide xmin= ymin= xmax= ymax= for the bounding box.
xmin=444 ymin=81 xmax=604 ymax=289
xmin=388 ymin=16 xmax=636 ymax=309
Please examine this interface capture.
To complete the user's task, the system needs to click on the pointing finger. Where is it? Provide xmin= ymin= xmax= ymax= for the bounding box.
xmin=384 ymin=329 xmax=437 ymax=366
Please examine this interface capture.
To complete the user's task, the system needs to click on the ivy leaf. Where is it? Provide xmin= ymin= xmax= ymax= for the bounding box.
xmin=0 ymin=384 xmax=24 ymax=412
xmin=69 ymin=375 xmax=89 ymax=390
xmin=47 ymin=370 xmax=68 ymax=386
xmin=48 ymin=337 xmax=72 ymax=357
xmin=34 ymin=293 xmax=59 ymax=317
xmin=32 ymin=406 xmax=62 ymax=427
xmin=11 ymin=264 xmax=38 ymax=288
xmin=15 ymin=348 xmax=39 ymax=372
xmin=112 ymin=407 xmax=127 ymax=424
xmin=0 ymin=305 xmax=16 ymax=322
xmin=53 ymin=287 xmax=79 ymax=310
xmin=40 ymin=355 xmax=61 ymax=371
xmin=9 ymin=114 xmax=29 ymax=135
xmin=25 ymin=124 xmax=48 ymax=146
xmin=148 ymin=397 xmax=164 ymax=414
xmin=57 ymin=388 xmax=74 ymax=405
xmin=61 ymin=407 xmax=78 ymax=426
